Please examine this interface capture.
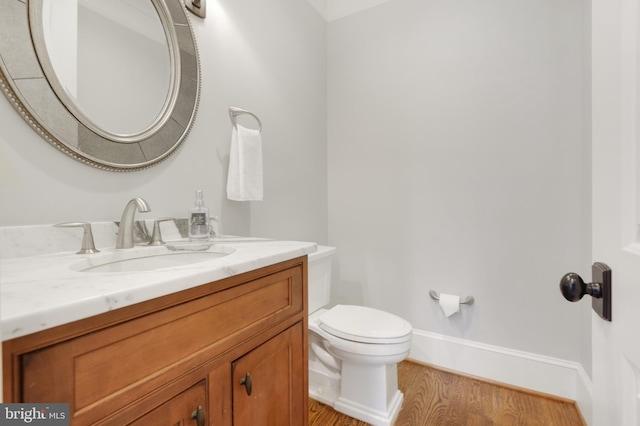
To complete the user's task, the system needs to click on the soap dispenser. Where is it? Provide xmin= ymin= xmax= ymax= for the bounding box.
xmin=189 ymin=189 xmax=210 ymax=241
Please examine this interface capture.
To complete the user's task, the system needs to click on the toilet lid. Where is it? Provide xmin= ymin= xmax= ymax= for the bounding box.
xmin=318 ymin=305 xmax=412 ymax=344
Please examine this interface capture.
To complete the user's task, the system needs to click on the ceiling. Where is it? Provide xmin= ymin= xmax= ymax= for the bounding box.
xmin=306 ymin=0 xmax=393 ymax=21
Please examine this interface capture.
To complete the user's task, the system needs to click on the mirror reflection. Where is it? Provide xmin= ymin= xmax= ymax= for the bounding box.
xmin=39 ymin=0 xmax=172 ymax=139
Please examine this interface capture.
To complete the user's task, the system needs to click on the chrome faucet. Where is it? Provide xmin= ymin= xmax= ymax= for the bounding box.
xmin=116 ymin=197 xmax=150 ymax=249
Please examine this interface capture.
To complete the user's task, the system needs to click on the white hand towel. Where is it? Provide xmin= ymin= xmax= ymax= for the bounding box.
xmin=227 ymin=124 xmax=263 ymax=201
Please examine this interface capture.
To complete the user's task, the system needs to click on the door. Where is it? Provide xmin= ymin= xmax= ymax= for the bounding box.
xmin=592 ymin=0 xmax=640 ymax=424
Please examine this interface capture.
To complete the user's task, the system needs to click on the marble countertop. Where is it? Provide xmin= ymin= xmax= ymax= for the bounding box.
xmin=1 ymin=237 xmax=317 ymax=341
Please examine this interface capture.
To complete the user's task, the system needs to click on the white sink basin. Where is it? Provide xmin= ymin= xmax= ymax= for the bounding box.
xmin=72 ymin=245 xmax=234 ymax=273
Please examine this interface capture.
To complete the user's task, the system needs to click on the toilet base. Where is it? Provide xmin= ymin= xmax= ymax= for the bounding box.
xmin=309 ymin=360 xmax=341 ymax=406
xmin=309 ymin=359 xmax=404 ymax=426
xmin=335 ymin=389 xmax=404 ymax=426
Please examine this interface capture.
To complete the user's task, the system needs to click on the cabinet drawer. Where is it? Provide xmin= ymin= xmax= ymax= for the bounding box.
xmin=20 ymin=264 xmax=303 ymax=424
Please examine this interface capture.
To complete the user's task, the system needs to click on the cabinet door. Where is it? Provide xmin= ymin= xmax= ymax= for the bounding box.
xmin=232 ymin=323 xmax=304 ymax=425
xmin=128 ymin=380 xmax=207 ymax=426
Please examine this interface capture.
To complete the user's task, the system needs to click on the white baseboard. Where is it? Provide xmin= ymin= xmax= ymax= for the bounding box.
xmin=409 ymin=329 xmax=593 ymax=425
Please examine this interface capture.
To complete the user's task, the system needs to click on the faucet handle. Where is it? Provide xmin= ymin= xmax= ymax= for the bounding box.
xmin=148 ymin=217 xmax=174 ymax=246
xmin=54 ymin=222 xmax=100 ymax=254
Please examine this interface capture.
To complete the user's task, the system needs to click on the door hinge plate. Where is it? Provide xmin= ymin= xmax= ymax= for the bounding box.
xmin=592 ymin=262 xmax=612 ymax=321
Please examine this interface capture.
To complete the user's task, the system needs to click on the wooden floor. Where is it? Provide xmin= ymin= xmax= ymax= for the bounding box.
xmin=308 ymin=361 xmax=585 ymax=426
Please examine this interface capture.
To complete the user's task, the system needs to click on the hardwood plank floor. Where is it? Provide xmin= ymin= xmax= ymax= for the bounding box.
xmin=308 ymin=361 xmax=586 ymax=425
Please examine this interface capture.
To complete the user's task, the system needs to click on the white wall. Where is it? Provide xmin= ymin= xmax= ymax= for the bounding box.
xmin=0 ymin=0 xmax=327 ymax=245
xmin=327 ymin=0 xmax=590 ymax=369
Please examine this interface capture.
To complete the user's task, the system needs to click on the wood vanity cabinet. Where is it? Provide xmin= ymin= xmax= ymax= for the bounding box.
xmin=2 ymin=257 xmax=308 ymax=426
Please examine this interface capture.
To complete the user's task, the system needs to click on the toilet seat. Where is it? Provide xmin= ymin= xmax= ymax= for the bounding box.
xmin=318 ymin=305 xmax=412 ymax=344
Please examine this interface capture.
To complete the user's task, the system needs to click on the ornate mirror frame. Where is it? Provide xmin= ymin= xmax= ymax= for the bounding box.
xmin=0 ymin=0 xmax=200 ymax=172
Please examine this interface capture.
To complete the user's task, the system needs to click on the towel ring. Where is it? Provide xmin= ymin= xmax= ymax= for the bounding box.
xmin=229 ymin=106 xmax=262 ymax=132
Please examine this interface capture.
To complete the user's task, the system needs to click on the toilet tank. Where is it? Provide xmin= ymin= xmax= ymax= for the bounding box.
xmin=307 ymin=245 xmax=336 ymax=314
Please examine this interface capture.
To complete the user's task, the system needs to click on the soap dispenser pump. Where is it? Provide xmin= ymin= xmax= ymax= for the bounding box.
xmin=189 ymin=189 xmax=210 ymax=241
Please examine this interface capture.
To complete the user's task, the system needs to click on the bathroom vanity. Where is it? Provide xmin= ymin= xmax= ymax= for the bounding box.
xmin=1 ymin=235 xmax=314 ymax=425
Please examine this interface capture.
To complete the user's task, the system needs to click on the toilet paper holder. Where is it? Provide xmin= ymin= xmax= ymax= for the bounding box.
xmin=429 ymin=290 xmax=474 ymax=305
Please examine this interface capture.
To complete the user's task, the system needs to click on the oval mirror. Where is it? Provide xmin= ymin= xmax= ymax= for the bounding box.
xmin=0 ymin=0 xmax=200 ymax=171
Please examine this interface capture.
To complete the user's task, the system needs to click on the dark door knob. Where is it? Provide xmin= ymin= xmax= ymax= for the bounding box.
xmin=558 ymin=262 xmax=612 ymax=321
xmin=559 ymin=272 xmax=602 ymax=302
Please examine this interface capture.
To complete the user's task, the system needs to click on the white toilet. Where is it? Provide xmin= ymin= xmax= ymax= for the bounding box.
xmin=308 ymin=245 xmax=412 ymax=426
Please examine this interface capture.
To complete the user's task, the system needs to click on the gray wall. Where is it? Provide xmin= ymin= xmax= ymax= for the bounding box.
xmin=0 ymin=0 xmax=593 ymax=380
xmin=327 ymin=0 xmax=591 ymax=366
xmin=0 ymin=0 xmax=328 ymax=246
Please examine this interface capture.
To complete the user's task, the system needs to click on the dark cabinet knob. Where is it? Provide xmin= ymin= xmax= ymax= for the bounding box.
xmin=240 ymin=372 xmax=253 ymax=396
xmin=191 ymin=405 xmax=205 ymax=426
